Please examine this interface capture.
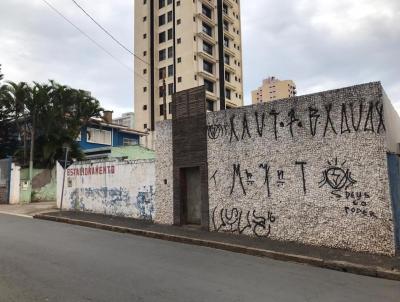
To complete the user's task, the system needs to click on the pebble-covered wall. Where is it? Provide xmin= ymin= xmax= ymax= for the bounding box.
xmin=206 ymin=82 xmax=396 ymax=255
xmin=154 ymin=120 xmax=174 ymax=225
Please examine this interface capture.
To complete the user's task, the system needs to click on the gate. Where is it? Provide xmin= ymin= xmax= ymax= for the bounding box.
xmin=0 ymin=158 xmax=11 ymax=204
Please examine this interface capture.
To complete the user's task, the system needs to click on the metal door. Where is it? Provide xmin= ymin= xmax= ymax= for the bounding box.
xmin=183 ymin=167 xmax=201 ymax=225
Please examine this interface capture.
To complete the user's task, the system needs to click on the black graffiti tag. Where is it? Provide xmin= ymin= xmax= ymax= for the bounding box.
xmin=212 ymin=207 xmax=276 ymax=237
xmin=319 ymin=158 xmax=357 ymax=197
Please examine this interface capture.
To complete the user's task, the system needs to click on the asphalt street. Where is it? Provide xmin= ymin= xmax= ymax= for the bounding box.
xmin=0 ymin=213 xmax=398 ymax=302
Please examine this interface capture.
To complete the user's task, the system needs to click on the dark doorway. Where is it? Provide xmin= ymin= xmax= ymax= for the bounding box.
xmin=172 ymin=86 xmax=209 ymax=229
xmin=0 ymin=159 xmax=11 ymax=204
xmin=182 ymin=167 xmax=201 ymax=225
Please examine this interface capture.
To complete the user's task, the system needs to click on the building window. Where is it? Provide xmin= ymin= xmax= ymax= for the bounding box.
xmin=168 ymin=46 xmax=173 ymax=58
xmin=224 ymin=54 xmax=230 ymax=65
xmin=203 ymin=41 xmax=213 ymax=55
xmin=202 ymin=4 xmax=212 ymax=19
xmin=204 ymin=79 xmax=214 ymax=93
xmin=202 ymin=22 xmax=212 ymax=37
xmin=160 ymin=104 xmax=165 ymax=116
xmin=159 ymin=31 xmax=166 ymax=43
xmin=225 ymin=88 xmax=231 ymax=100
xmin=168 ymin=64 xmax=173 ymax=77
xmin=206 ymin=99 xmax=214 ymax=112
xmin=168 ymin=102 xmax=172 ymax=114
xmin=224 ymin=37 xmax=229 ymax=47
xmin=159 ymin=49 xmax=166 ymax=61
xmin=225 ymin=71 xmax=231 ymax=82
xmin=168 ymin=83 xmax=174 ymax=95
xmin=159 ymin=67 xmax=166 ymax=79
xmin=123 ymin=138 xmax=138 ymax=146
xmin=86 ymin=128 xmax=112 ymax=145
xmin=159 ymin=0 xmax=165 ymax=9
xmin=159 ymin=14 xmax=166 ymax=26
xmin=223 ymin=4 xmax=228 ymax=14
xmin=168 ymin=28 xmax=173 ymax=40
xmin=167 ymin=11 xmax=173 ymax=22
xmin=203 ymin=60 xmax=213 ymax=74
xmin=223 ymin=20 xmax=229 ymax=31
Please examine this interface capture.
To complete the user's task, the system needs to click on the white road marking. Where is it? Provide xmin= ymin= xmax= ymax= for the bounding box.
xmin=0 ymin=211 xmax=33 ymax=219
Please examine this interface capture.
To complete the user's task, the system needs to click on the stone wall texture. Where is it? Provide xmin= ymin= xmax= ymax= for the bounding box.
xmin=154 ymin=121 xmax=174 ymax=225
xmin=207 ymin=82 xmax=396 ymax=255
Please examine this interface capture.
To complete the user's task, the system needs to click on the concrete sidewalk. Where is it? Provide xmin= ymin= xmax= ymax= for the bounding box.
xmin=0 ymin=202 xmax=57 ymax=217
xmin=34 ymin=211 xmax=400 ymax=281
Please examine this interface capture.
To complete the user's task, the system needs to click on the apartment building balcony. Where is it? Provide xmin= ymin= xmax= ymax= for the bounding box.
xmin=224 ymin=46 xmax=236 ymax=57
xmin=206 ymin=90 xmax=218 ymax=101
xmin=223 ymin=12 xmax=235 ymax=24
xmin=196 ymin=51 xmax=217 ymax=63
xmin=196 ymin=31 xmax=216 ymax=45
xmin=226 ymin=100 xmax=239 ymax=108
xmin=197 ymin=70 xmax=217 ymax=82
xmin=225 ymin=80 xmax=237 ymax=91
xmin=195 ymin=13 xmax=216 ymax=27
xmin=224 ymin=63 xmax=236 ymax=73
xmin=224 ymin=29 xmax=235 ymax=40
xmin=224 ymin=0 xmax=234 ymax=8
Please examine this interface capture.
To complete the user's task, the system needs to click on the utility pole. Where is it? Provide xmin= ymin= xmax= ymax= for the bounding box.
xmin=59 ymin=146 xmax=69 ymax=212
xmin=163 ymin=69 xmax=167 ymax=120
xmin=28 ymin=109 xmax=36 ymax=202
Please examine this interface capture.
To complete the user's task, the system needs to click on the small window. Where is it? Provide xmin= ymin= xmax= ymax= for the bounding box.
xmin=206 ymin=99 xmax=214 ymax=112
xmin=203 ymin=41 xmax=213 ymax=55
xmin=202 ymin=22 xmax=212 ymax=36
xmin=159 ymin=49 xmax=166 ymax=61
xmin=168 ymin=64 xmax=173 ymax=77
xmin=202 ymin=4 xmax=212 ymax=19
xmin=204 ymin=79 xmax=214 ymax=93
xmin=203 ymin=60 xmax=213 ymax=74
xmin=159 ymin=14 xmax=166 ymax=26
xmin=123 ymin=138 xmax=138 ymax=146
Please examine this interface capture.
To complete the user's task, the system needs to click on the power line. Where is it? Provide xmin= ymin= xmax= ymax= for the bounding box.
xmin=71 ymin=0 xmax=133 ymax=55
xmin=70 ymin=0 xmax=154 ymax=69
xmin=41 ymin=0 xmax=133 ymax=73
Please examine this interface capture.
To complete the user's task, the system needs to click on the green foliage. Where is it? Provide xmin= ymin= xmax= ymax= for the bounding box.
xmin=0 ymin=80 xmax=103 ymax=167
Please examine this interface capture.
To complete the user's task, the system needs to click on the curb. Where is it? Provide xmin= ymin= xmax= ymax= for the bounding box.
xmin=34 ymin=214 xmax=400 ymax=282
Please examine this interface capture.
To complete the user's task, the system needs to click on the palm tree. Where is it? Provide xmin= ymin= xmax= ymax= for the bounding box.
xmin=1 ymin=81 xmax=31 ymax=163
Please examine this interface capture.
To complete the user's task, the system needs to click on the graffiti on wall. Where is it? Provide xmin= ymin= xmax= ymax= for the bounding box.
xmin=230 ymin=161 xmax=308 ymax=197
xmin=136 ymin=185 xmax=155 ymax=220
xmin=69 ymin=185 xmax=155 ymax=220
xmin=207 ymin=101 xmax=385 ymax=142
xmin=211 ymin=157 xmax=378 ymax=220
xmin=212 ymin=206 xmax=276 ymax=237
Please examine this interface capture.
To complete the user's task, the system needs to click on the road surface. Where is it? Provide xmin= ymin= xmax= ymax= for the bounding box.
xmin=0 ymin=214 xmax=398 ymax=301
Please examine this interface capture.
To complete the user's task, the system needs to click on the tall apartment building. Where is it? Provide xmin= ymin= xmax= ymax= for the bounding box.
xmin=252 ymin=77 xmax=297 ymax=104
xmin=113 ymin=112 xmax=135 ymax=129
xmin=134 ymin=0 xmax=244 ymax=134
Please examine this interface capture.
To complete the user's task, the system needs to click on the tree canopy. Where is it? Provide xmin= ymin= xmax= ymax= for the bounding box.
xmin=0 ymin=79 xmax=103 ymax=167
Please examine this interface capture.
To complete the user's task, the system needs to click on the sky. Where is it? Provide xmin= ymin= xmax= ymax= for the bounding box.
xmin=0 ymin=0 xmax=399 ymax=118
